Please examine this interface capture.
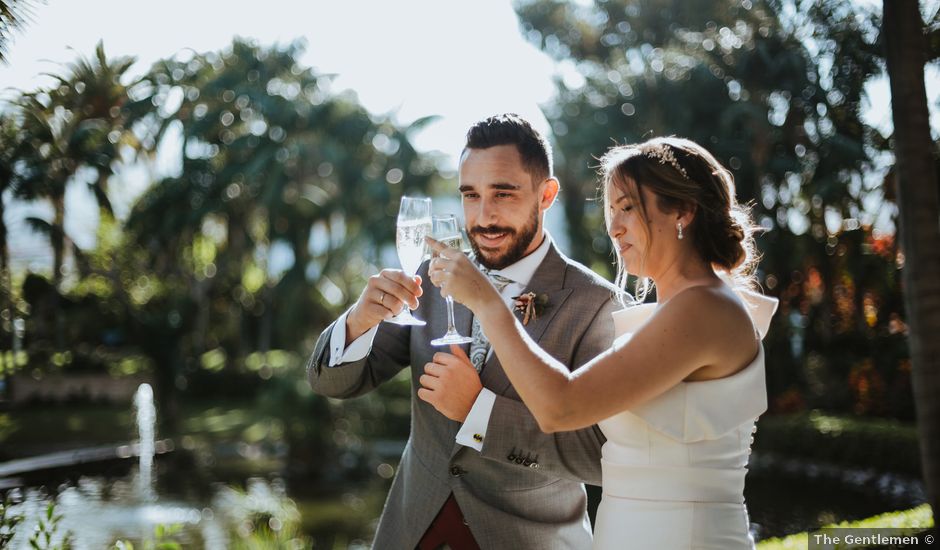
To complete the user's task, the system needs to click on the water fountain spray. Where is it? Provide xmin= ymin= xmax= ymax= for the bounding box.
xmin=133 ymin=383 xmax=156 ymax=503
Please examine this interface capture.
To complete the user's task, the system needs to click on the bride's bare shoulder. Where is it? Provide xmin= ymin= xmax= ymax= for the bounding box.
xmin=660 ymin=283 xmax=760 ymax=379
xmin=661 ymin=283 xmax=754 ymax=334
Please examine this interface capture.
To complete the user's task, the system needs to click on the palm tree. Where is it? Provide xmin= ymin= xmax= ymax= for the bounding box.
xmin=883 ymin=0 xmax=940 ymax=519
xmin=11 ymin=41 xmax=155 ymax=352
xmin=13 ymin=41 xmax=148 ymax=288
xmin=0 ymin=114 xmax=22 ymax=367
xmin=0 ymin=0 xmax=39 ymax=63
xmin=0 ymin=115 xmax=19 ymax=285
xmin=120 ymin=38 xmax=441 ymax=444
xmin=132 ymin=39 xmax=439 ymax=356
xmin=14 ymin=93 xmax=72 ymax=289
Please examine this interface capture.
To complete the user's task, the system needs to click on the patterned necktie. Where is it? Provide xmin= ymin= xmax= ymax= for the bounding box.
xmin=469 ymin=271 xmax=515 ymax=372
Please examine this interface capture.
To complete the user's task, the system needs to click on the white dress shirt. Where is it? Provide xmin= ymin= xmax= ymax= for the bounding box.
xmin=328 ymin=232 xmax=553 ymax=452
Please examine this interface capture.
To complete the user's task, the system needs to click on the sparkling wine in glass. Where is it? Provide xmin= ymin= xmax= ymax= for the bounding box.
xmin=430 ymin=214 xmax=474 ymax=346
xmin=389 ymin=196 xmax=432 ymax=326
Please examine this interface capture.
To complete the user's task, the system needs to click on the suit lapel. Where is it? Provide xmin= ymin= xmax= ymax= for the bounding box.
xmin=481 ymin=243 xmax=571 ymax=395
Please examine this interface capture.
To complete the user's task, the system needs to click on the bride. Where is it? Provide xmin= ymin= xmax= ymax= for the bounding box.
xmin=424 ymin=137 xmax=778 ymax=549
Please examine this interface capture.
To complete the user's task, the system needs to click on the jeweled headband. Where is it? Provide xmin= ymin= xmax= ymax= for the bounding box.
xmin=647 ymin=144 xmax=689 ymax=179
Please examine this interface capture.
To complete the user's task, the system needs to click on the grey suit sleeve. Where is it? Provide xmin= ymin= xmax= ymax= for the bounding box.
xmin=306 ymin=316 xmax=412 ymax=399
xmin=478 ymin=296 xmax=619 ymax=486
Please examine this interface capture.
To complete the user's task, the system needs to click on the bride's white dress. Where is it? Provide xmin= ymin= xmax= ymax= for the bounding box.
xmin=593 ymin=289 xmax=778 ymax=550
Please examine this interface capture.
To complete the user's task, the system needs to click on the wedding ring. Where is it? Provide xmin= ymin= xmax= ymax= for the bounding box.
xmin=379 ymin=291 xmax=386 ymax=305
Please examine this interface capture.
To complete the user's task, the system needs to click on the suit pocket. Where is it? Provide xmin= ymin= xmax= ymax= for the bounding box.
xmin=460 ymin=450 xmax=559 ymax=492
xmin=467 ymin=470 xmax=586 ymax=524
xmin=499 ymin=477 xmax=562 ymax=493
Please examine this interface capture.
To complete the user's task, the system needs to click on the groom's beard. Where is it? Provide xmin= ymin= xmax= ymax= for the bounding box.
xmin=468 ymin=204 xmax=540 ymax=270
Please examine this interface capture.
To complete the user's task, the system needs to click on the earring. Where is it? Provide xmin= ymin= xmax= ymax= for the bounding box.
xmin=677 ymin=222 xmax=684 ymax=240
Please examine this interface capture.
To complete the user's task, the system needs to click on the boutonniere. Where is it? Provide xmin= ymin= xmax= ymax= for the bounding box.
xmin=512 ymin=292 xmax=550 ymax=326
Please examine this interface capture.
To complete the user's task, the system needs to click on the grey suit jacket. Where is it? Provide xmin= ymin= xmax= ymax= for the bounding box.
xmin=307 ymin=242 xmax=622 ymax=549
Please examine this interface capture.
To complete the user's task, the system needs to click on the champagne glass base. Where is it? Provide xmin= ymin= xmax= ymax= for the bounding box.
xmin=387 ymin=309 xmax=426 ymax=326
xmin=430 ymin=332 xmax=474 ymax=346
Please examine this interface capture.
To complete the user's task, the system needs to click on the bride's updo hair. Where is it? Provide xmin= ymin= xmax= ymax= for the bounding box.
xmin=600 ymin=137 xmax=759 ymax=297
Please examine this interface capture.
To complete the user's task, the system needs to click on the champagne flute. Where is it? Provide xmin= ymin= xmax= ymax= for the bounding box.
xmin=388 ymin=196 xmax=432 ymax=326
xmin=430 ymin=214 xmax=474 ymax=346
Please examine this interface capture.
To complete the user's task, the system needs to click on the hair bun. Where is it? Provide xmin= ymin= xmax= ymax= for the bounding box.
xmin=708 ymin=207 xmax=751 ymax=272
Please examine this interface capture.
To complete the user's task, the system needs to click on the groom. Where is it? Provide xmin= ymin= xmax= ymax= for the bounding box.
xmin=307 ymin=113 xmax=620 ymax=549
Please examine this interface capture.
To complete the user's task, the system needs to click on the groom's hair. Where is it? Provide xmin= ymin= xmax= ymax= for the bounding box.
xmin=463 ymin=113 xmax=553 ymax=185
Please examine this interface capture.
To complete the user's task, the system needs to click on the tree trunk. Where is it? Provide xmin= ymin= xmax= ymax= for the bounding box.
xmin=561 ymin=167 xmax=592 ymax=265
xmin=884 ymin=0 xmax=940 ymax=517
xmin=51 ymin=193 xmax=67 ymax=349
xmin=0 ymin=199 xmax=11 ymax=390
xmin=51 ymin=194 xmax=66 ymax=288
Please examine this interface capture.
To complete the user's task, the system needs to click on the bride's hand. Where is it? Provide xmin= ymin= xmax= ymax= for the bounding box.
xmin=425 ymin=236 xmax=499 ymax=313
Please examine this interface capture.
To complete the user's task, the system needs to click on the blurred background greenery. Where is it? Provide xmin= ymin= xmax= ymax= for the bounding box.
xmin=0 ymin=0 xmax=938 ymax=548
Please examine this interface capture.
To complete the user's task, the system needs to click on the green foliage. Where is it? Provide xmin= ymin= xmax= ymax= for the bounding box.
xmin=831 ymin=504 xmax=933 ymax=530
xmin=0 ymin=350 xmax=28 ymax=375
xmin=111 ymin=513 xmax=310 ymax=550
xmin=754 ymin=411 xmax=921 ymax=476
xmin=0 ymin=0 xmax=41 ymax=63
xmin=1 ymin=495 xmax=25 ymax=548
xmin=2 ymin=5 xmax=911 ymax=425
xmin=128 ymin=37 xmax=440 ymax=340
xmin=3 ymin=37 xmax=441 ymax=424
xmin=757 ymin=504 xmax=934 ymax=549
xmin=243 ymin=349 xmax=297 ymax=374
xmin=514 ymin=0 xmax=918 ymax=418
xmin=0 ymin=112 xmax=25 ymax=367
xmin=249 ymin=356 xmax=412 ymax=484
xmin=26 ymin=501 xmax=73 ymax=550
xmin=212 ymin=479 xmax=311 ymax=549
xmin=10 ymin=41 xmax=158 ymax=291
xmin=516 ymin=0 xmax=884 ymax=260
xmin=297 ymin=491 xmax=389 ymax=545
xmin=6 ymin=484 xmax=308 ymax=549
xmin=112 ymin=523 xmax=183 ymax=550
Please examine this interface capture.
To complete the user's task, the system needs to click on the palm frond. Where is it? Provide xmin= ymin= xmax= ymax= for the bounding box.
xmin=88 ymin=180 xmax=114 ymax=215
xmin=24 ymin=215 xmax=52 ymax=237
xmin=0 ymin=0 xmax=44 ymax=64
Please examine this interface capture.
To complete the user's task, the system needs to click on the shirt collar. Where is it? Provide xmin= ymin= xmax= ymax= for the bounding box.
xmin=488 ymin=231 xmax=552 ymax=289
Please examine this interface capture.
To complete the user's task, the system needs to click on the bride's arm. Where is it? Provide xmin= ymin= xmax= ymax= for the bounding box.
xmin=426 ymin=237 xmax=747 ymax=432
xmin=476 ymin=288 xmax=741 ymax=432
xmin=471 ymin=298 xmax=579 ymax=431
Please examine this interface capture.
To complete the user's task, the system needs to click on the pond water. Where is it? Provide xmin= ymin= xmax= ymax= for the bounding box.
xmin=0 ymin=386 xmax=926 ymax=547
xmin=5 ymin=452 xmax=923 ymax=548
xmin=745 ymin=453 xmax=925 ymax=540
xmin=3 ymin=448 xmax=389 ymax=548
xmin=2 ymin=385 xmax=318 ymax=549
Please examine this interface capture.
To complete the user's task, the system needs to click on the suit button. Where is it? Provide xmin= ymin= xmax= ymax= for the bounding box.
xmin=529 ymin=462 xmax=540 ymax=469
xmin=450 ymin=465 xmax=465 ymax=477
xmin=515 ymin=456 xmax=524 ymax=465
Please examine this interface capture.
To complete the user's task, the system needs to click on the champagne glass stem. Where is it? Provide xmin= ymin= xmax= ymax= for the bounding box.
xmin=445 ymin=296 xmax=458 ymax=333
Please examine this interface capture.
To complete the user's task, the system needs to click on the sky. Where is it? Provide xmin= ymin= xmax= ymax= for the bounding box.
xmin=1 ymin=0 xmax=938 ymax=272
xmin=0 ymin=0 xmax=564 ymax=269
xmin=0 ymin=0 xmax=559 ymax=143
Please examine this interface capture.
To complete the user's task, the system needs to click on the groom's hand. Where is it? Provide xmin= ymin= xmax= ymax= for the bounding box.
xmin=346 ymin=269 xmax=423 ymax=345
xmin=417 ymin=345 xmax=482 ymax=422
